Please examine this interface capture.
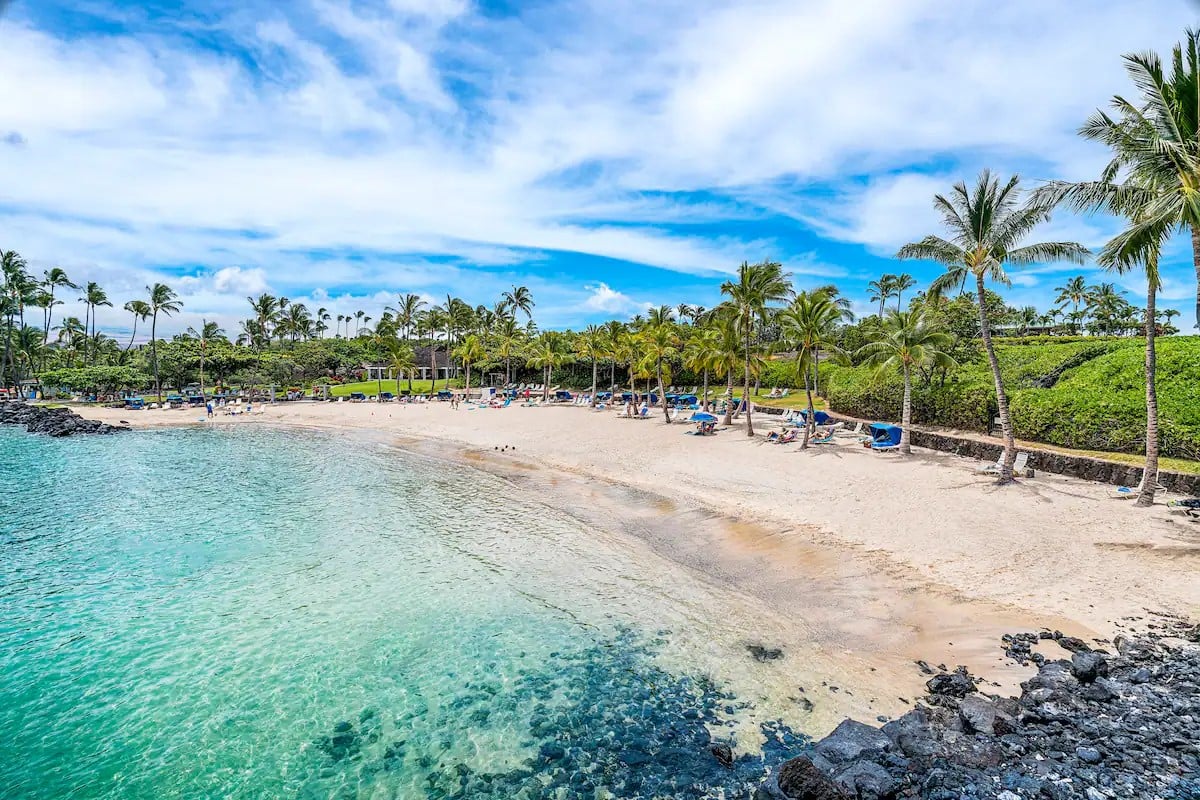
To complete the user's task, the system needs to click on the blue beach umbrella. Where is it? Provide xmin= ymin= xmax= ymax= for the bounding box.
xmin=690 ymin=412 xmax=717 ymax=422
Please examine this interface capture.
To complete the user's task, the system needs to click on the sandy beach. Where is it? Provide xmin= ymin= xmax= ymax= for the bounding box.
xmin=73 ymin=400 xmax=1200 ymax=712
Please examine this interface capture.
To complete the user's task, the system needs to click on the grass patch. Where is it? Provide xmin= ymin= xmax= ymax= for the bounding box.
xmin=325 ymin=379 xmax=461 ymax=397
xmin=750 ymin=389 xmax=826 ymax=410
xmin=1015 ymin=440 xmax=1200 ymax=476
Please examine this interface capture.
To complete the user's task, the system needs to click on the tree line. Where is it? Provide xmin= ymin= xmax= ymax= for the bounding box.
xmin=5 ymin=28 xmax=1200 ymax=508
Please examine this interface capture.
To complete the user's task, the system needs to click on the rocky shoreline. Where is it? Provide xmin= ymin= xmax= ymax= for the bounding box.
xmin=0 ymin=401 xmax=128 ymax=436
xmin=756 ymin=618 xmax=1200 ymax=800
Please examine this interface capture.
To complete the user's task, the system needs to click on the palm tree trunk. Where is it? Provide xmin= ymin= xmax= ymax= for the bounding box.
xmin=543 ymin=366 xmax=550 ymax=402
xmin=590 ymin=359 xmax=598 ymax=407
xmin=609 ymin=362 xmax=615 ymax=391
xmin=801 ymin=379 xmax=815 ymax=449
xmin=742 ymin=328 xmax=753 ymax=435
xmin=151 ymin=311 xmax=162 ymax=404
xmin=1138 ymin=278 xmax=1159 ymax=507
xmin=1 ymin=315 xmax=11 ymax=391
xmin=657 ymin=362 xmax=670 ymax=423
xmin=465 ymin=363 xmax=471 ymax=398
xmin=1191 ymin=223 xmax=1200 ymax=330
xmin=124 ymin=317 xmax=139 ymax=355
xmin=900 ymin=363 xmax=913 ymax=455
xmin=430 ymin=348 xmax=437 ymax=392
xmin=44 ymin=289 xmax=54 ymax=345
xmin=701 ymin=369 xmax=709 ymax=412
xmin=199 ymin=348 xmax=206 ymax=399
xmin=977 ymin=275 xmax=1015 ymax=483
xmin=722 ymin=373 xmax=734 ymax=426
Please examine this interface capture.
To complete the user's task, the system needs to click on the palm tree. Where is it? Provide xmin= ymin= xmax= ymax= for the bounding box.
xmin=526 ymin=331 xmax=572 ymax=401
xmin=892 ymin=273 xmax=916 ymax=311
xmin=397 ymin=293 xmax=425 ymax=342
xmin=683 ymin=327 xmax=721 ymax=412
xmin=502 ymin=285 xmax=535 ymax=320
xmin=575 ymin=324 xmax=607 ymax=405
xmin=1054 ymin=276 xmax=1089 ymax=320
xmin=82 ymin=282 xmax=111 ymax=363
xmin=636 ymin=322 xmax=681 ymax=422
xmin=147 ymin=283 xmax=182 ymax=403
xmin=122 ymin=300 xmax=151 ymax=357
xmin=898 ymin=171 xmax=1088 ymax=482
xmin=1038 ymin=30 xmax=1200 ymax=328
xmin=711 ymin=315 xmax=743 ymax=425
xmin=867 ymin=275 xmax=894 ymax=317
xmin=186 ymin=319 xmax=224 ymax=397
xmin=856 ymin=310 xmax=956 ymax=455
xmin=719 ymin=260 xmax=791 ymax=436
xmin=41 ymin=267 xmax=76 ymax=345
xmin=778 ymin=292 xmax=847 ymax=447
xmin=316 ymin=307 xmax=331 ymax=338
xmin=452 ymin=334 xmax=485 ymax=398
xmin=247 ymin=294 xmax=279 ymax=349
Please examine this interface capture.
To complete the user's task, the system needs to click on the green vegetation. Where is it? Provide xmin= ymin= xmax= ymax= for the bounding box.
xmin=822 ymin=336 xmax=1200 ymax=461
xmin=328 ymin=379 xmax=457 ymax=397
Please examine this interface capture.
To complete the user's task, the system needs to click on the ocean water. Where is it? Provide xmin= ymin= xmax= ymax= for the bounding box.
xmin=0 ymin=425 xmax=807 ymax=799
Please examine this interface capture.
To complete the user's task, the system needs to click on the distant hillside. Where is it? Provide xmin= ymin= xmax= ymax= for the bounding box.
xmin=822 ymin=336 xmax=1199 ymax=460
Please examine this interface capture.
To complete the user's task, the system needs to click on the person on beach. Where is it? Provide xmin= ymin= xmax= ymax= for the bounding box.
xmin=206 ymin=401 xmax=213 ymax=418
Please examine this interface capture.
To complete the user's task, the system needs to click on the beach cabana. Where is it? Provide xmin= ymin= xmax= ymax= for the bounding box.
xmin=124 ymin=397 xmax=145 ymax=410
xmin=380 ymin=392 xmax=395 ymax=402
xmin=350 ymin=391 xmax=367 ymax=402
xmin=868 ymin=423 xmax=903 ymax=450
xmin=436 ymin=390 xmax=453 ymax=401
xmin=676 ymin=394 xmax=698 ymax=408
xmin=554 ymin=389 xmax=573 ymax=402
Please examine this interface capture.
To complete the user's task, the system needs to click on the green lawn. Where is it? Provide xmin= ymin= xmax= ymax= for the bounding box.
xmin=324 ymin=379 xmax=461 ymax=397
xmin=750 ymin=389 xmax=826 ymax=411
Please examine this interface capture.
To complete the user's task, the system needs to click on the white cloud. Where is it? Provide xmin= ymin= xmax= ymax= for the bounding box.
xmin=582 ymin=282 xmax=636 ymax=314
xmin=212 ymin=266 xmax=270 ymax=294
xmin=1 ymin=0 xmax=1197 ymax=332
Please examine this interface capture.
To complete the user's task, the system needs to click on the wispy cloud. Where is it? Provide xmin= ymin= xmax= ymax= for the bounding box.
xmin=1 ymin=0 xmax=1197 ymax=332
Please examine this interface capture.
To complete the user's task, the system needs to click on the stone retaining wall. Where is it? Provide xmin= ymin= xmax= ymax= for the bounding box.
xmin=755 ymin=404 xmax=1199 ymax=496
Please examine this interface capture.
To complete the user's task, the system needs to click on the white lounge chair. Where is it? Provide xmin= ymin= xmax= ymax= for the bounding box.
xmin=979 ymin=452 xmax=1029 ymax=475
xmin=836 ymin=421 xmax=864 ymax=437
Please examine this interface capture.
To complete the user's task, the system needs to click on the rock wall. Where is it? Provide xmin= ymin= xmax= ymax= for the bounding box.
xmin=907 ymin=428 xmax=1200 ymax=497
xmin=757 ymin=403 xmax=1199 ymax=496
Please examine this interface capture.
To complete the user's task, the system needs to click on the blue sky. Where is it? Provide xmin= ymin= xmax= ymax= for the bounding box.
xmin=1 ymin=0 xmax=1198 ymax=335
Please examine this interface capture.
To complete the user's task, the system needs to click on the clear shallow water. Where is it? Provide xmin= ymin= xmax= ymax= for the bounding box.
xmin=0 ymin=425 xmax=805 ymax=799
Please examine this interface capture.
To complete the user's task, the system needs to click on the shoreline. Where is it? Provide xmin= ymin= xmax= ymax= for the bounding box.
xmin=63 ymin=403 xmax=1200 ymax=691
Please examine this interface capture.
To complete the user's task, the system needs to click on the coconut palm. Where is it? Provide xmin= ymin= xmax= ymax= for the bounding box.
xmin=501 ymin=285 xmax=535 ymax=321
xmin=574 ymin=324 xmax=607 ymax=406
xmin=316 ymin=307 xmax=331 ymax=338
xmin=1054 ymin=276 xmax=1089 ymax=319
xmin=778 ymin=292 xmax=848 ymax=447
xmin=526 ymin=331 xmax=572 ymax=401
xmin=892 ymin=273 xmax=916 ymax=311
xmin=147 ymin=283 xmax=182 ymax=404
xmin=81 ymin=282 xmax=111 ymax=363
xmin=247 ymin=294 xmax=279 ymax=349
xmin=867 ymin=276 xmax=894 ymax=318
xmin=683 ymin=327 xmax=721 ymax=412
xmin=897 ymin=171 xmax=1088 ymax=483
xmin=396 ymin=293 xmax=425 ymax=342
xmin=186 ymin=319 xmax=224 ymax=397
xmin=41 ymin=267 xmax=76 ymax=345
xmin=719 ymin=260 xmax=791 ymax=436
xmin=388 ymin=342 xmax=417 ymax=395
xmin=122 ymin=300 xmax=151 ymax=357
xmin=710 ymin=315 xmax=743 ymax=426
xmin=636 ymin=322 xmax=681 ymax=422
xmin=452 ymin=334 xmax=485 ymax=397
xmin=855 ymin=310 xmax=956 ymax=455
xmin=1038 ymin=30 xmax=1200 ymax=328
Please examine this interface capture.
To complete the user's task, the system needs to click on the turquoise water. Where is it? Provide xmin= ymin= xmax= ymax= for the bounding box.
xmin=0 ymin=426 xmax=804 ymax=799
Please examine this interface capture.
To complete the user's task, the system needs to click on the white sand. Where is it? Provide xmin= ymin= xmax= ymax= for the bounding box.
xmin=73 ymin=400 xmax=1200 ymax=718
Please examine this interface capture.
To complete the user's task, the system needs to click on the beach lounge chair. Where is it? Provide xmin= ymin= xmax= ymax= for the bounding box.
xmin=979 ymin=452 xmax=1029 ymax=474
xmin=837 ymin=421 xmax=863 ymax=437
xmin=812 ymin=429 xmax=837 ymax=445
